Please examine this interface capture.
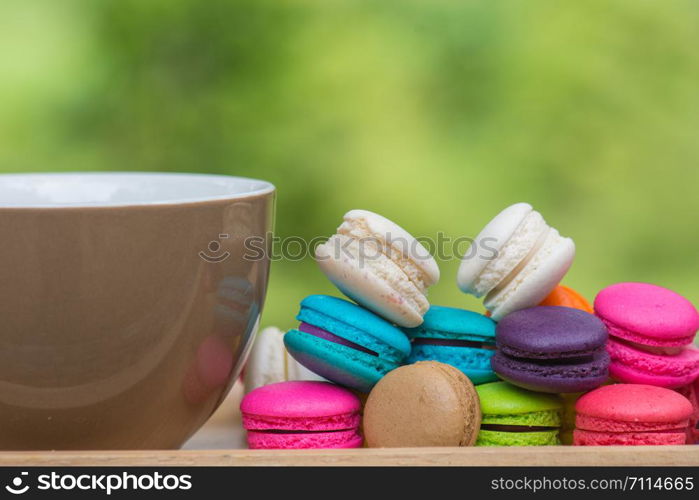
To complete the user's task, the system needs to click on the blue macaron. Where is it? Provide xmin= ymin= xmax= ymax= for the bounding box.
xmin=403 ymin=305 xmax=498 ymax=384
xmin=284 ymin=295 xmax=411 ymax=393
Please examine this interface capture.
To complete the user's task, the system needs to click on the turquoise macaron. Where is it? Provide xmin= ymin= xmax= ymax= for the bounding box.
xmin=403 ymin=305 xmax=498 ymax=384
xmin=284 ymin=295 xmax=411 ymax=393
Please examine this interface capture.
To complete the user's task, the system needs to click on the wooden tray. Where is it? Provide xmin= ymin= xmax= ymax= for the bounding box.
xmin=0 ymin=446 xmax=697 ymax=467
xmin=2 ymin=383 xmax=696 ymax=466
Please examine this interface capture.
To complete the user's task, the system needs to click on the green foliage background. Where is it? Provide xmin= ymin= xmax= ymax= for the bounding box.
xmin=1 ymin=0 xmax=697 ymax=329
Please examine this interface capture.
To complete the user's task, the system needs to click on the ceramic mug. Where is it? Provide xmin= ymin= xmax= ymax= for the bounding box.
xmin=0 ymin=172 xmax=274 ymax=449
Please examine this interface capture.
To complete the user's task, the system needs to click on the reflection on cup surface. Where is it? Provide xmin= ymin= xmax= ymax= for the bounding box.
xmin=182 ymin=335 xmax=234 ymax=405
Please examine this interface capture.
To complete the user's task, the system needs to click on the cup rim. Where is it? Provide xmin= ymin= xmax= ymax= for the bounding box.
xmin=0 ymin=172 xmax=275 ymax=209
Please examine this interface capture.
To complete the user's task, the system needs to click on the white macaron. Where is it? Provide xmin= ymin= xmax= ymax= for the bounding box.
xmin=315 ymin=210 xmax=440 ymax=327
xmin=243 ymin=326 xmax=324 ymax=393
xmin=457 ymin=203 xmax=575 ymax=320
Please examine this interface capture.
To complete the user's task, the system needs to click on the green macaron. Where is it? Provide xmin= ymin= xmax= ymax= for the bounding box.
xmin=475 ymin=381 xmax=563 ymax=446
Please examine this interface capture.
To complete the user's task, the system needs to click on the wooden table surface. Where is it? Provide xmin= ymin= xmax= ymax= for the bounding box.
xmin=1 ymin=382 xmax=697 ymax=466
xmin=1 ymin=445 xmax=697 ymax=467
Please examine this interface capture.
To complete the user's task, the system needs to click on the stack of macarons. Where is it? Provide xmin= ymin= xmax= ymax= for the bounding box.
xmin=282 ymin=209 xmax=441 ymax=394
xmin=478 ymin=284 xmax=699 ymax=446
xmin=242 ymin=209 xmax=444 ymax=448
xmin=582 ymin=281 xmax=699 ymax=445
xmin=239 ymin=203 xmax=698 ymax=449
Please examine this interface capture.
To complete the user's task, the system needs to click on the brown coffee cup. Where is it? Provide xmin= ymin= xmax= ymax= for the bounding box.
xmin=0 ymin=173 xmax=274 ymax=450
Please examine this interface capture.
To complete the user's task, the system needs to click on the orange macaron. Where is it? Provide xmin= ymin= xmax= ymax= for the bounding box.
xmin=485 ymin=285 xmax=592 ymax=318
xmin=539 ymin=285 xmax=593 ymax=313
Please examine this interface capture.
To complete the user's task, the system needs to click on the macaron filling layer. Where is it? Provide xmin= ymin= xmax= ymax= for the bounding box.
xmin=405 ymin=328 xmax=496 ymax=343
xmin=492 ymin=350 xmax=610 ymax=393
xmin=477 ymin=429 xmax=559 ymax=446
xmin=499 ymin=344 xmax=602 ymax=361
xmin=576 ymin=414 xmax=688 ymax=433
xmin=481 ymin=409 xmax=560 ymax=428
xmin=480 ymin=424 xmax=558 ymax=432
xmin=479 ymin=410 xmax=561 ymax=440
xmin=493 ymin=353 xmax=609 ymax=377
xmin=248 ymin=428 xmax=357 ymax=434
xmin=246 ymin=428 xmax=363 ymax=449
xmin=412 ymin=337 xmax=496 ymax=350
xmin=477 ymin=418 xmax=560 ymax=445
xmin=483 ymin=221 xmax=550 ymax=300
xmin=297 ymin=306 xmax=406 ymax=361
xmin=599 ymin=316 xmax=695 ymax=348
xmin=611 ymin=336 xmax=684 ymax=356
xmin=472 ymin=211 xmax=548 ymax=296
xmin=317 ymin=235 xmax=429 ymax=316
xmin=337 ymin=216 xmax=435 ymax=290
xmin=573 ymin=429 xmax=688 ymax=446
xmin=242 ymin=411 xmax=361 ymax=432
xmin=299 ymin=322 xmax=378 ymax=356
xmin=484 ymin=229 xmax=571 ymax=312
xmin=284 ymin=330 xmax=402 ymax=392
xmin=408 ymin=345 xmax=497 ymax=384
xmin=607 ymin=338 xmax=699 ymax=378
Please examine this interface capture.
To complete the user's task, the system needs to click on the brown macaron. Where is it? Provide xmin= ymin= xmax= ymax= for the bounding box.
xmin=363 ymin=361 xmax=481 ymax=447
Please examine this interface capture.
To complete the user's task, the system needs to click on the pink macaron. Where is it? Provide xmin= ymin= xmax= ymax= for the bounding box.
xmin=240 ymin=381 xmax=363 ymax=449
xmin=594 ymin=282 xmax=699 ymax=388
xmin=573 ymin=384 xmax=693 ymax=446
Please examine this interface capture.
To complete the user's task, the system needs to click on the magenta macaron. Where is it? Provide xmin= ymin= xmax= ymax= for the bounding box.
xmin=240 ymin=381 xmax=363 ymax=449
xmin=574 ymin=384 xmax=694 ymax=446
xmin=594 ymin=282 xmax=699 ymax=388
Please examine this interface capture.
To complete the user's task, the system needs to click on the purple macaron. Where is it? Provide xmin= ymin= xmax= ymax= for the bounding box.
xmin=491 ymin=306 xmax=610 ymax=393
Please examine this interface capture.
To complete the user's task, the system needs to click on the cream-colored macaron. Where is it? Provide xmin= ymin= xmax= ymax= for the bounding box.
xmin=243 ymin=326 xmax=324 ymax=393
xmin=315 ymin=210 xmax=440 ymax=327
xmin=457 ymin=203 xmax=575 ymax=320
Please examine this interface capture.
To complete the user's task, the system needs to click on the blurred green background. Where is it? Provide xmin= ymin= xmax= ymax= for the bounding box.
xmin=1 ymin=0 xmax=697 ymax=330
